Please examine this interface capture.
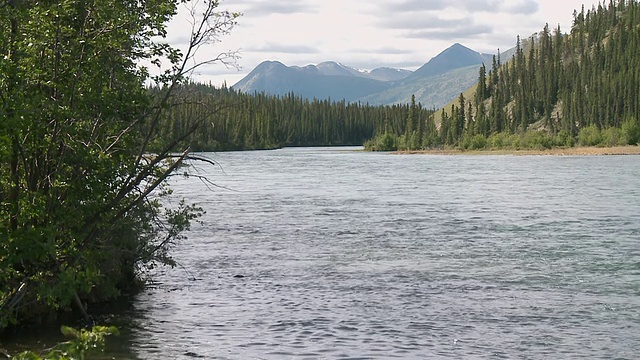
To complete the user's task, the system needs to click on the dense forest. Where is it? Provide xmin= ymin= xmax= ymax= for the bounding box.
xmin=149 ymin=84 xmax=434 ymax=152
xmin=368 ymin=0 xmax=640 ymax=150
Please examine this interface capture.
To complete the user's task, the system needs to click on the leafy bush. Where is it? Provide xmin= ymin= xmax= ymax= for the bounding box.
xmin=553 ymin=130 xmax=575 ymax=147
xmin=600 ymin=127 xmax=625 ymax=147
xmin=577 ymin=125 xmax=602 ymax=146
xmin=364 ymin=132 xmax=398 ymax=151
xmin=520 ymin=130 xmax=553 ymax=149
xmin=14 ymin=326 xmax=118 ymax=360
xmin=463 ymin=134 xmax=488 ymax=150
xmin=423 ymin=133 xmax=440 ymax=149
xmin=621 ymin=117 xmax=640 ymax=145
xmin=487 ymin=132 xmax=511 ymax=148
xmin=396 ymin=134 xmax=407 ymax=151
xmin=0 ymin=0 xmax=226 ymax=329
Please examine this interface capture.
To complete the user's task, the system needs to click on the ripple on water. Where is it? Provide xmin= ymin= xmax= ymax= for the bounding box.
xmin=119 ymin=149 xmax=640 ymax=359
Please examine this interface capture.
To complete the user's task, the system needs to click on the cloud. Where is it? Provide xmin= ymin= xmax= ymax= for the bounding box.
xmin=376 ymin=11 xmax=495 ymax=41
xmin=369 ymin=0 xmax=541 ymax=44
xmin=463 ymin=0 xmax=500 ymax=12
xmin=380 ymin=0 xmax=498 ymax=13
xmin=377 ymin=0 xmax=539 ymax=15
xmin=379 ymin=14 xmax=469 ymax=30
xmin=354 ymin=46 xmax=413 ymax=55
xmin=240 ymin=0 xmax=318 ymax=16
xmin=191 ymin=66 xmax=244 ymax=77
xmin=406 ymin=24 xmax=494 ymax=40
xmin=502 ymin=0 xmax=539 ymax=14
xmin=388 ymin=0 xmax=449 ymax=12
xmin=247 ymin=43 xmax=319 ymax=54
xmin=347 ymin=59 xmax=425 ymax=70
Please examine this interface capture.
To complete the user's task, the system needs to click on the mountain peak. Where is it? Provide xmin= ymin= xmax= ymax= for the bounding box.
xmin=410 ymin=43 xmax=490 ymax=79
xmin=439 ymin=43 xmax=479 ymax=58
xmin=315 ymin=61 xmax=359 ymax=76
xmin=252 ymin=60 xmax=286 ymax=72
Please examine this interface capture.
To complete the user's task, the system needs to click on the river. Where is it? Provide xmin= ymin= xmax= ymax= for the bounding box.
xmin=10 ymin=147 xmax=640 ymax=359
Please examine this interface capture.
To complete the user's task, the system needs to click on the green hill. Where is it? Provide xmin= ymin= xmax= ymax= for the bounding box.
xmin=368 ymin=0 xmax=640 ymax=151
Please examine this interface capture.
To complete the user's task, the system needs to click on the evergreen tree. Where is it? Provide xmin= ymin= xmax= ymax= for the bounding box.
xmin=455 ymin=0 xmax=640 ymax=148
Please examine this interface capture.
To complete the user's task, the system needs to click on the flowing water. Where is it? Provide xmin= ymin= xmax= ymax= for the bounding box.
xmin=9 ymin=147 xmax=640 ymax=359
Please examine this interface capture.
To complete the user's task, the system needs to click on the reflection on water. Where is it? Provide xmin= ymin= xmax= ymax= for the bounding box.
xmin=5 ymin=148 xmax=640 ymax=359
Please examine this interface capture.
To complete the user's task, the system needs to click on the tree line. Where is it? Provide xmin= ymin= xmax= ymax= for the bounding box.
xmin=149 ymin=83 xmax=435 ymax=152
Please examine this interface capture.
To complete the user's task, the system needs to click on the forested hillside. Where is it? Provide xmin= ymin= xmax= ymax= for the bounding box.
xmin=151 ymin=83 xmax=434 ymax=151
xmin=368 ymin=0 xmax=640 ymax=151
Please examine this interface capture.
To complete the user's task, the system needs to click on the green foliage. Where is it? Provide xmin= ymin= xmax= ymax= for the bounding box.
xmin=621 ymin=117 xmax=640 ymax=145
xmin=483 ymin=131 xmax=555 ymax=150
xmin=519 ymin=130 xmax=554 ymax=150
xmin=454 ymin=0 xmax=640 ymax=149
xmin=364 ymin=132 xmax=398 ymax=151
xmin=553 ymin=130 xmax=576 ymax=147
xmin=408 ymin=131 xmax=422 ymax=150
xmin=578 ymin=125 xmax=602 ymax=146
xmin=600 ymin=127 xmax=626 ymax=147
xmin=395 ymin=134 xmax=408 ymax=151
xmin=405 ymin=94 xmax=417 ymax=140
xmin=14 ymin=326 xmax=118 ymax=360
xmin=0 ymin=0 xmax=237 ymax=328
xmin=154 ymin=85 xmax=434 ymax=152
xmin=463 ymin=134 xmax=488 ymax=150
xmin=487 ymin=132 xmax=515 ymax=148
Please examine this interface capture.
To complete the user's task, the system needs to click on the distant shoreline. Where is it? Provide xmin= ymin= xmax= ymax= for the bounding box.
xmin=394 ymin=146 xmax=640 ymax=156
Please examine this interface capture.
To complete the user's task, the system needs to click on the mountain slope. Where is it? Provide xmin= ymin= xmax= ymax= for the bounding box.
xmin=360 ymin=44 xmax=494 ymax=108
xmin=233 ymin=43 xmax=495 ymax=108
xmin=233 ymin=60 xmax=391 ymax=102
xmin=360 ymin=64 xmax=482 ymax=108
xmin=368 ymin=67 xmax=413 ymax=81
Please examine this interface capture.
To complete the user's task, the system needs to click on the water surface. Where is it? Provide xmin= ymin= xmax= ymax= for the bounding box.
xmin=122 ymin=148 xmax=640 ymax=359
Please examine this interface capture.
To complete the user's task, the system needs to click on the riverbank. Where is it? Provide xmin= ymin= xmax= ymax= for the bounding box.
xmin=395 ymin=145 xmax=640 ymax=156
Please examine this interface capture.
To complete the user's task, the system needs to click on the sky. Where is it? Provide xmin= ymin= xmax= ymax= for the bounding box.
xmin=166 ymin=0 xmax=602 ymax=86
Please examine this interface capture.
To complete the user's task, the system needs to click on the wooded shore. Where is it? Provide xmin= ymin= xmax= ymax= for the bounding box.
xmin=395 ymin=146 xmax=640 ymax=156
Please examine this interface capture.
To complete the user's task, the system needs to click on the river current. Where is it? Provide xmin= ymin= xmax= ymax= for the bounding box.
xmin=16 ymin=147 xmax=640 ymax=359
xmin=112 ymin=147 xmax=640 ymax=359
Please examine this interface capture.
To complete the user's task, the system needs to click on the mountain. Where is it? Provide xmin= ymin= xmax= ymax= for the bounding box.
xmin=233 ymin=43 xmax=495 ymax=108
xmin=409 ymin=43 xmax=493 ymax=79
xmin=361 ymin=44 xmax=494 ymax=107
xmin=368 ymin=67 xmax=413 ymax=82
xmin=360 ymin=64 xmax=484 ymax=109
xmin=233 ymin=60 xmax=393 ymax=102
xmin=299 ymin=61 xmax=412 ymax=82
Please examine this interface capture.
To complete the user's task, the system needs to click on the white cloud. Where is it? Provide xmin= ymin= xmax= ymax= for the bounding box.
xmin=167 ymin=0 xmax=602 ymax=86
xmin=247 ymin=43 xmax=319 ymax=54
xmin=241 ymin=1 xmax=319 ymax=16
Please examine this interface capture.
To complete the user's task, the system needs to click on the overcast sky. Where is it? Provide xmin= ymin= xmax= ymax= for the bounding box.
xmin=166 ymin=0 xmax=601 ymax=86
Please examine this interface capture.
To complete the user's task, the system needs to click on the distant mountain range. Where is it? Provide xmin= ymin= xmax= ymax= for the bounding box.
xmin=232 ymin=43 xmax=496 ymax=109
